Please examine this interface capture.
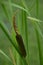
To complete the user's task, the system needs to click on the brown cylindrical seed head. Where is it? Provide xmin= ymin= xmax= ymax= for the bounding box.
xmin=16 ymin=33 xmax=26 ymax=57
xmin=13 ymin=14 xmax=26 ymax=57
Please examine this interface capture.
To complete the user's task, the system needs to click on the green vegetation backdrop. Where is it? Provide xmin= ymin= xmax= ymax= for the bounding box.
xmin=0 ymin=0 xmax=43 ymax=65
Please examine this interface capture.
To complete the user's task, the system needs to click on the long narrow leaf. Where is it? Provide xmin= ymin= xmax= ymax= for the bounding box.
xmin=0 ymin=21 xmax=22 ymax=57
xmin=0 ymin=3 xmax=10 ymax=21
xmin=0 ymin=22 xmax=28 ymax=65
xmin=27 ymin=16 xmax=43 ymax=39
xmin=35 ymin=0 xmax=43 ymax=65
xmin=0 ymin=49 xmax=12 ymax=63
xmin=27 ymin=16 xmax=43 ymax=22
xmin=1 ymin=1 xmax=30 ymax=15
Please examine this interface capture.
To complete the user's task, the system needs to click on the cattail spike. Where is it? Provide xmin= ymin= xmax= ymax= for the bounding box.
xmin=12 ymin=12 xmax=26 ymax=57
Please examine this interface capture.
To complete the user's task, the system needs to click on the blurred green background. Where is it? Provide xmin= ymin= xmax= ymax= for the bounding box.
xmin=0 ymin=0 xmax=43 ymax=65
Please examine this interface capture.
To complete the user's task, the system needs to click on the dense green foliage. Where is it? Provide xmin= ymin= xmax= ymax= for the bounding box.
xmin=0 ymin=0 xmax=43 ymax=65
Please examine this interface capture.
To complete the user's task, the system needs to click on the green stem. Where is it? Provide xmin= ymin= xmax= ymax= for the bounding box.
xmin=0 ymin=21 xmax=28 ymax=65
xmin=0 ymin=22 xmax=22 ymax=57
xmin=35 ymin=26 xmax=42 ymax=65
xmin=35 ymin=0 xmax=43 ymax=65
xmin=21 ymin=11 xmax=29 ymax=62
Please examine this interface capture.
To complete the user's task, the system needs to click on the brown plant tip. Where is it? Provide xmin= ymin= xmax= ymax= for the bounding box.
xmin=13 ymin=15 xmax=17 ymax=33
xmin=13 ymin=14 xmax=26 ymax=57
xmin=16 ymin=33 xmax=26 ymax=57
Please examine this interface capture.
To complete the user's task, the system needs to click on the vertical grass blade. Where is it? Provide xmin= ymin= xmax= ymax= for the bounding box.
xmin=0 ymin=3 xmax=10 ymax=21
xmin=35 ymin=0 xmax=43 ymax=65
xmin=21 ymin=11 xmax=29 ymax=64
